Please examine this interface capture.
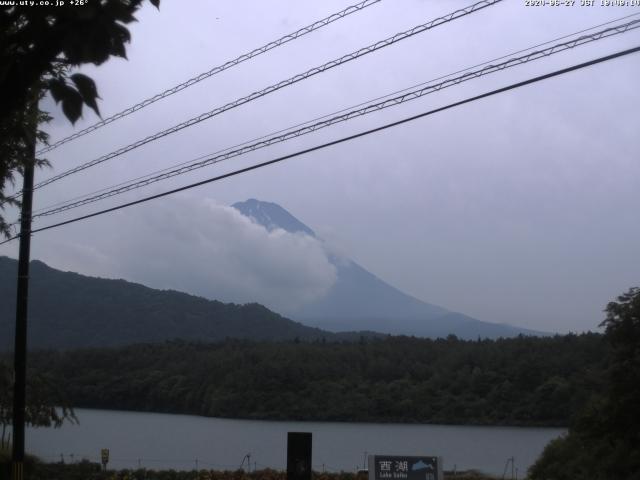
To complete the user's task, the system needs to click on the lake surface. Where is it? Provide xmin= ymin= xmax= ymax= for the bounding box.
xmin=26 ymin=409 xmax=564 ymax=477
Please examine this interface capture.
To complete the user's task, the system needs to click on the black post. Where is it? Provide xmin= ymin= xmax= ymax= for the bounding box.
xmin=287 ymin=432 xmax=312 ymax=480
xmin=11 ymin=125 xmax=36 ymax=480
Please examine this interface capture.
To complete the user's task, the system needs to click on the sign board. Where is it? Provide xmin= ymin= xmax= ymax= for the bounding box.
xmin=368 ymin=455 xmax=442 ymax=480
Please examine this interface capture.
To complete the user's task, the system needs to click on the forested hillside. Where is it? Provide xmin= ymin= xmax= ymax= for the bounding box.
xmin=0 ymin=256 xmax=341 ymax=350
xmin=26 ymin=333 xmax=606 ymax=426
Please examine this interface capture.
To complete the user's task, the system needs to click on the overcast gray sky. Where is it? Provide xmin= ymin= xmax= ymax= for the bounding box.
xmin=2 ymin=0 xmax=639 ymax=333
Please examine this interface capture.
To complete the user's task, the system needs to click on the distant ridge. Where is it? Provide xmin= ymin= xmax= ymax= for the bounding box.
xmin=0 ymin=256 xmax=347 ymax=351
xmin=233 ymin=199 xmax=543 ymax=339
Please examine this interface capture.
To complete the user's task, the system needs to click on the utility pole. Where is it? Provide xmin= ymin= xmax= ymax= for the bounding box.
xmin=11 ymin=98 xmax=37 ymax=480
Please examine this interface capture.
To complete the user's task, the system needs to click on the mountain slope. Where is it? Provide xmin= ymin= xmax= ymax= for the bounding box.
xmin=233 ymin=199 xmax=542 ymax=339
xmin=0 ymin=256 xmax=339 ymax=350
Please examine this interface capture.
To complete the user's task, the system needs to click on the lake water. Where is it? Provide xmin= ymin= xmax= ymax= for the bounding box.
xmin=26 ymin=409 xmax=564 ymax=477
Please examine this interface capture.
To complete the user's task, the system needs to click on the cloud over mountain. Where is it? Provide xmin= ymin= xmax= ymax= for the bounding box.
xmin=232 ymin=199 xmax=545 ymax=339
xmin=38 ymin=197 xmax=337 ymax=313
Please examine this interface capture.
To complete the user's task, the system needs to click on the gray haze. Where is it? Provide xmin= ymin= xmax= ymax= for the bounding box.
xmin=1 ymin=0 xmax=639 ymax=333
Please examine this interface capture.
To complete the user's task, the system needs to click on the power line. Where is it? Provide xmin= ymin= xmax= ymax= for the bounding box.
xmin=29 ymin=18 xmax=640 ymax=220
xmin=8 ymin=14 xmax=640 ymax=226
xmin=35 ymin=0 xmax=383 ymax=155
xmin=29 ymin=12 xmax=640 ymax=218
xmin=25 ymin=0 xmax=503 ymax=194
xmin=2 ymin=44 xmax=637 ymax=246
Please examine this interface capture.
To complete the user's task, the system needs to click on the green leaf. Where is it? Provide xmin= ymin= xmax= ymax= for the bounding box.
xmin=61 ymin=88 xmax=84 ymax=125
xmin=106 ymin=1 xmax=138 ymax=23
xmin=112 ymin=41 xmax=127 ymax=59
xmin=110 ymin=23 xmax=131 ymax=59
xmin=48 ymin=78 xmax=67 ymax=104
xmin=70 ymin=73 xmax=101 ymax=117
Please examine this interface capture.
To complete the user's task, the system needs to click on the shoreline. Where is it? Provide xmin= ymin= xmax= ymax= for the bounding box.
xmin=65 ymin=406 xmax=570 ymax=430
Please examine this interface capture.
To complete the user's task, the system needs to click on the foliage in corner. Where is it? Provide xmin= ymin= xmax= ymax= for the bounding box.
xmin=529 ymin=287 xmax=640 ymax=480
xmin=0 ymin=0 xmax=161 ymax=238
xmin=0 ymin=91 xmax=51 ymax=239
xmin=0 ymin=360 xmax=76 ymax=450
xmin=0 ymin=0 xmax=161 ymax=125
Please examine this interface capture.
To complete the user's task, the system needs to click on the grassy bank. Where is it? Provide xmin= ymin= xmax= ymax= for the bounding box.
xmin=0 ymin=457 xmax=499 ymax=480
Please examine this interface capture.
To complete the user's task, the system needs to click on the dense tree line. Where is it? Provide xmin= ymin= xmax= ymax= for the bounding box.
xmin=24 ymin=333 xmax=607 ymax=427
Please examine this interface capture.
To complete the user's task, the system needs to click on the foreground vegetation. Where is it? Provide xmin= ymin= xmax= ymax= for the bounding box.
xmin=0 ymin=457 xmax=494 ymax=480
xmin=529 ymin=287 xmax=640 ymax=480
xmin=21 ymin=333 xmax=607 ymax=427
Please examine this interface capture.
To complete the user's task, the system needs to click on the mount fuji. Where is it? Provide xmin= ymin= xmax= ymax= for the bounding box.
xmin=233 ymin=199 xmax=542 ymax=339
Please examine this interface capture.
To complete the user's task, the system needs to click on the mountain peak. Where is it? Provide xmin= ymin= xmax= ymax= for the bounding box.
xmin=232 ymin=199 xmax=315 ymax=237
xmin=230 ymin=200 xmax=543 ymax=339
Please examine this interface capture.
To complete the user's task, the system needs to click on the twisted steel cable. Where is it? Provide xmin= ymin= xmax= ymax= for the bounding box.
xmin=1 ymin=44 xmax=638 ymax=246
xmin=36 ymin=0 xmax=383 ymax=155
xmin=28 ymin=0 xmax=503 ymax=193
xmin=31 ymin=18 xmax=640 ymax=220
xmin=30 ymin=12 xmax=639 ymax=216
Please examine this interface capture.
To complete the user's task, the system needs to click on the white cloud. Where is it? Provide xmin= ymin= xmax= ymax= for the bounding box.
xmin=36 ymin=197 xmax=337 ymax=314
